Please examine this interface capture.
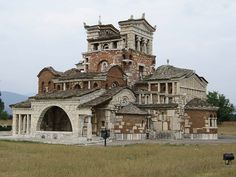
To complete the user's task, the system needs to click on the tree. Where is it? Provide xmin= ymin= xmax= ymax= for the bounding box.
xmin=0 ymin=91 xmax=9 ymax=120
xmin=0 ymin=92 xmax=4 ymax=112
xmin=207 ymin=91 xmax=235 ymax=123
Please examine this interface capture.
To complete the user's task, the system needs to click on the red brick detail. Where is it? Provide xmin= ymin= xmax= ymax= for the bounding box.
xmin=84 ymin=49 xmax=155 ymax=85
xmin=185 ymin=110 xmax=218 ymax=134
xmin=114 ymin=115 xmax=146 ymax=134
xmin=38 ymin=70 xmax=58 ymax=94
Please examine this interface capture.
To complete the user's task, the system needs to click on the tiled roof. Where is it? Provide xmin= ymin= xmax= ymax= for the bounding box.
xmin=58 ymin=72 xmax=106 ymax=81
xmin=10 ymin=100 xmax=31 ymax=108
xmin=118 ymin=18 xmax=156 ymax=32
xmin=58 ymin=65 xmax=124 ymax=81
xmin=137 ymin=103 xmax=178 ymax=109
xmin=37 ymin=66 xmax=63 ymax=77
xmin=62 ymin=68 xmax=80 ymax=77
xmin=185 ymin=98 xmax=218 ymax=110
xmin=144 ymin=65 xmax=194 ymax=81
xmin=32 ymin=88 xmax=100 ymax=100
xmin=84 ymin=24 xmax=120 ymax=33
xmin=117 ymin=103 xmax=148 ymax=115
xmin=79 ymin=87 xmax=129 ymax=107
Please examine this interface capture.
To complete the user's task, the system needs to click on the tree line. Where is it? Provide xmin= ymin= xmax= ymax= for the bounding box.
xmin=207 ymin=91 xmax=235 ymax=123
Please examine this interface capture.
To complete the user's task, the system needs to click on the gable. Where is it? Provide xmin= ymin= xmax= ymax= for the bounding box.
xmin=110 ymin=88 xmax=136 ymax=106
xmin=180 ymin=74 xmax=207 ymax=91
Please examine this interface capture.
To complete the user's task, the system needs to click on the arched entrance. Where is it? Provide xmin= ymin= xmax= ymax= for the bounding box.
xmin=39 ymin=106 xmax=72 ymax=132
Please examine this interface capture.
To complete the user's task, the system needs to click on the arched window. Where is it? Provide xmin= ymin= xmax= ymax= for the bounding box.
xmin=112 ymin=81 xmax=119 ymax=88
xmin=93 ymin=83 xmax=98 ymax=88
xmin=41 ymin=82 xmax=45 ymax=93
xmin=48 ymin=81 xmax=51 ymax=90
xmin=74 ymin=84 xmax=81 ymax=90
xmin=120 ymin=96 xmax=129 ymax=106
xmin=66 ymin=83 xmax=70 ymax=90
xmin=100 ymin=60 xmax=108 ymax=72
xmin=105 ymin=84 xmax=108 ymax=89
xmin=102 ymin=43 xmax=109 ymax=50
xmin=93 ymin=43 xmax=99 ymax=51
xmin=122 ymin=54 xmax=126 ymax=59
xmin=113 ymin=41 xmax=117 ymax=49
xmin=209 ymin=114 xmax=213 ymax=127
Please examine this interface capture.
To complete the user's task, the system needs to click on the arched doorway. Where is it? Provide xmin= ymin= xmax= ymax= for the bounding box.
xmin=39 ymin=106 xmax=72 ymax=132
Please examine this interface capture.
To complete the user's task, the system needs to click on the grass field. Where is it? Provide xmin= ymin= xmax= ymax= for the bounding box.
xmin=0 ymin=141 xmax=236 ymax=177
xmin=218 ymin=121 xmax=236 ymax=136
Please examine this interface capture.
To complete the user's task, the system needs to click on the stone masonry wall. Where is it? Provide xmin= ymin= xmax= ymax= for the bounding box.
xmin=84 ymin=49 xmax=155 ymax=85
xmin=185 ymin=109 xmax=217 ymax=134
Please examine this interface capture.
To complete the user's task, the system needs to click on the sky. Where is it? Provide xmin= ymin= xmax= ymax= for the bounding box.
xmin=0 ymin=0 xmax=236 ymax=104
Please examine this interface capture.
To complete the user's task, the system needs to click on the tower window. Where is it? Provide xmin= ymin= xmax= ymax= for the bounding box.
xmin=102 ymin=43 xmax=109 ymax=50
xmin=138 ymin=65 xmax=144 ymax=79
xmin=100 ymin=61 xmax=108 ymax=72
xmin=93 ymin=43 xmax=99 ymax=51
xmin=112 ymin=41 xmax=118 ymax=49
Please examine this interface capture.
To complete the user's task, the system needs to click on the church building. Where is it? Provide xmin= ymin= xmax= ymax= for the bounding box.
xmin=11 ymin=14 xmax=218 ymax=141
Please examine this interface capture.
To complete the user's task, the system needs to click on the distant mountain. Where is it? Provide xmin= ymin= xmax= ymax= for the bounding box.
xmin=1 ymin=91 xmax=29 ymax=115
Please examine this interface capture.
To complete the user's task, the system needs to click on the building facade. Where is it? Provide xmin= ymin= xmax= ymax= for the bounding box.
xmin=11 ymin=15 xmax=218 ymax=141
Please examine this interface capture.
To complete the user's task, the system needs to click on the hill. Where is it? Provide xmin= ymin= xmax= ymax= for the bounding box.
xmin=1 ymin=91 xmax=29 ymax=115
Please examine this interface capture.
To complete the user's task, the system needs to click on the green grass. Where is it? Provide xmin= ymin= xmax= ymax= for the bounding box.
xmin=0 ymin=141 xmax=236 ymax=177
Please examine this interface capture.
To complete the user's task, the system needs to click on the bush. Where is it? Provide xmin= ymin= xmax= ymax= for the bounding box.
xmin=0 ymin=111 xmax=9 ymax=120
xmin=0 ymin=125 xmax=12 ymax=131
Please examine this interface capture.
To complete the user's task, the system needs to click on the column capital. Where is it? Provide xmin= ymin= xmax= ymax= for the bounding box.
xmin=143 ymin=38 xmax=148 ymax=44
xmin=136 ymin=36 xmax=142 ymax=41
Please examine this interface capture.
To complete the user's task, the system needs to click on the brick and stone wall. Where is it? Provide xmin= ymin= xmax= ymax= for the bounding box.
xmin=84 ymin=49 xmax=155 ymax=86
xmin=38 ymin=70 xmax=58 ymax=94
xmin=185 ymin=109 xmax=218 ymax=134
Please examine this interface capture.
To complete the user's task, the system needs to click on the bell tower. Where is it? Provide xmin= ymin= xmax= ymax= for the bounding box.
xmin=118 ymin=13 xmax=156 ymax=55
xmin=80 ymin=14 xmax=157 ymax=86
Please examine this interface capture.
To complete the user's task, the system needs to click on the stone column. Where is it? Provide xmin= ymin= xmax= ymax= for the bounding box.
xmin=157 ymin=83 xmax=160 ymax=93
xmin=18 ymin=115 xmax=22 ymax=135
xmin=23 ymin=115 xmax=27 ymax=134
xmin=165 ymin=83 xmax=168 ymax=94
xmin=144 ymin=95 xmax=147 ymax=104
xmin=172 ymin=82 xmax=175 ymax=95
xmin=165 ymin=97 xmax=169 ymax=104
xmin=157 ymin=95 xmax=160 ymax=104
xmin=150 ymin=94 xmax=153 ymax=104
xmin=88 ymin=81 xmax=91 ymax=89
xmin=12 ymin=114 xmax=17 ymax=135
xmin=63 ymin=83 xmax=66 ymax=91
xmin=139 ymin=94 xmax=141 ymax=104
xmin=148 ymin=83 xmax=151 ymax=91
xmin=26 ymin=115 xmax=30 ymax=135
xmin=143 ymin=39 xmax=147 ymax=53
xmin=148 ymin=39 xmax=152 ymax=55
xmin=176 ymin=82 xmax=180 ymax=94
xmin=136 ymin=36 xmax=141 ymax=51
xmin=87 ymin=115 xmax=92 ymax=140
